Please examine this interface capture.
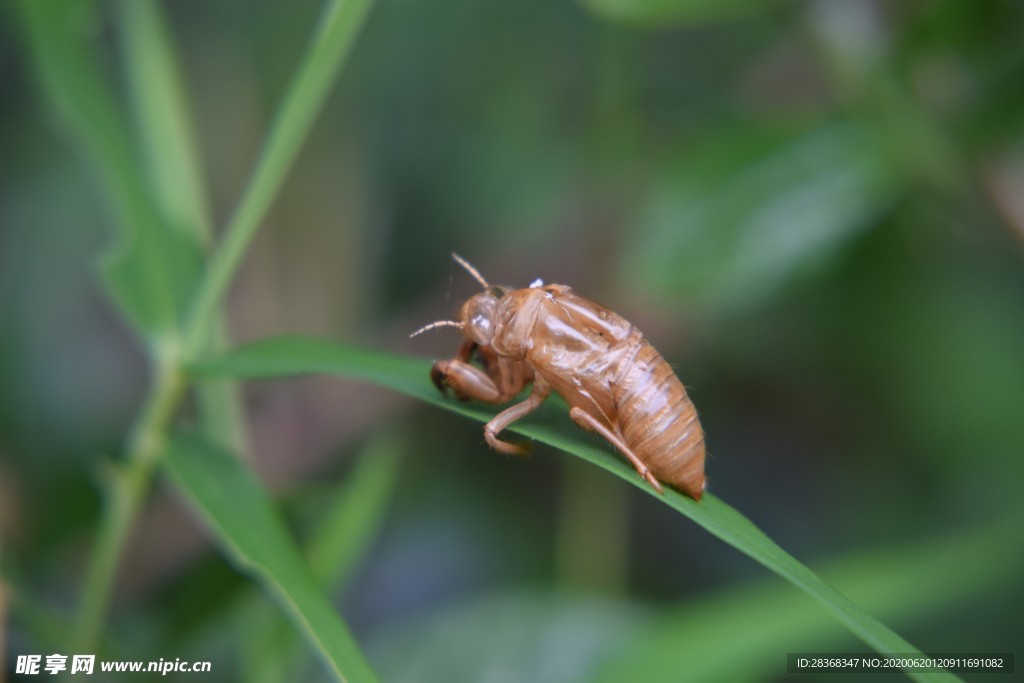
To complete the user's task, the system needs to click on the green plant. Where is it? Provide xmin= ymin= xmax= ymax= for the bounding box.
xmin=16 ymin=0 xmax=377 ymax=679
xmin=9 ymin=0 xmax=1021 ymax=681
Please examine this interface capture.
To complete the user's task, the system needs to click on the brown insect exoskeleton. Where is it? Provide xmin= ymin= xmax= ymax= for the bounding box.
xmin=412 ymin=254 xmax=706 ymax=500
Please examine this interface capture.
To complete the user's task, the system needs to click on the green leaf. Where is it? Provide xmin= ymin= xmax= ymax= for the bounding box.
xmin=579 ymin=0 xmax=783 ymax=28
xmin=593 ymin=523 xmax=1017 ymax=681
xmin=114 ymin=0 xmax=247 ymax=449
xmin=304 ymin=433 xmax=404 ymax=587
xmin=16 ymin=0 xmax=201 ymax=337
xmin=241 ymin=432 xmax=404 ymax=683
xmin=191 ymin=336 xmax=958 ymax=681
xmin=365 ymin=521 xmax=1016 ymax=683
xmin=621 ymin=122 xmax=899 ymax=315
xmin=116 ymin=0 xmax=212 ymax=244
xmin=163 ymin=431 xmax=379 ymax=683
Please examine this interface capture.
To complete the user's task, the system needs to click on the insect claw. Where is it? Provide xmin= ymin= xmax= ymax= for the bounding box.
xmin=430 ymin=364 xmax=449 ymax=395
xmin=645 ymin=472 xmax=665 ymax=495
xmin=485 ymin=427 xmax=532 ymax=456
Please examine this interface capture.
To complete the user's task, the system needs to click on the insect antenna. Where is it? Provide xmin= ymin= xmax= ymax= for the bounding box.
xmin=451 ymin=253 xmax=490 ymax=291
xmin=409 ymin=319 xmax=464 ymax=338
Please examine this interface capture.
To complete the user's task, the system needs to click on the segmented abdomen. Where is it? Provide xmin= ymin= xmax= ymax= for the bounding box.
xmin=615 ymin=341 xmax=705 ymax=499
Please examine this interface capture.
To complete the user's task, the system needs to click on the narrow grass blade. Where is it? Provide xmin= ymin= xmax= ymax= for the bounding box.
xmin=164 ymin=431 xmax=379 ymax=683
xmin=241 ymin=432 xmax=404 ymax=683
xmin=115 ymin=0 xmax=212 ymax=244
xmin=184 ymin=0 xmax=376 ymax=355
xmin=363 ymin=522 xmax=1015 ymax=682
xmin=593 ymin=523 xmax=1018 ymax=682
xmin=114 ymin=0 xmax=247 ymax=449
xmin=190 ymin=336 xmax=964 ymax=680
xmin=305 ymin=432 xmax=404 ymax=587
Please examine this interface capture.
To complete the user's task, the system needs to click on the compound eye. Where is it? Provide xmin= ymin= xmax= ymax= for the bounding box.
xmin=469 ymin=313 xmax=493 ymax=343
xmin=471 ymin=314 xmax=490 ymax=332
xmin=460 ymin=292 xmax=498 ymax=346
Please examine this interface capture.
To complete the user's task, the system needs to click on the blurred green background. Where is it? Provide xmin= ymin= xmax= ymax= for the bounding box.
xmin=3 ymin=0 xmax=1023 ymax=680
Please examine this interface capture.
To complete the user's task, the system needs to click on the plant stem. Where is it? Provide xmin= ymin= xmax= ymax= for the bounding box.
xmin=182 ymin=0 xmax=374 ymax=358
xmin=75 ymin=344 xmax=185 ymax=651
xmin=74 ymin=0 xmax=376 ymax=649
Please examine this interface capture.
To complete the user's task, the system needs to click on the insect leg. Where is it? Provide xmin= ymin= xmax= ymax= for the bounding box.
xmin=432 ymin=360 xmax=502 ymax=402
xmin=483 ymin=378 xmax=551 ymax=456
xmin=568 ymin=407 xmax=665 ymax=494
xmin=475 ymin=346 xmax=533 ymax=402
xmin=455 ymin=339 xmax=477 ymax=362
